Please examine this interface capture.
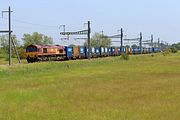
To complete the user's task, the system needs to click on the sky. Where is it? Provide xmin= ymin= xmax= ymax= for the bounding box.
xmin=0 ymin=0 xmax=180 ymax=46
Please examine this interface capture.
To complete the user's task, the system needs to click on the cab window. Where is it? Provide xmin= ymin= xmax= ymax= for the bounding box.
xmin=43 ymin=48 xmax=48 ymax=53
xmin=26 ymin=47 xmax=37 ymax=52
xmin=59 ymin=49 xmax=64 ymax=53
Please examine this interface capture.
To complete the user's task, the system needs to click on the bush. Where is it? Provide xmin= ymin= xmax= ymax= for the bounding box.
xmin=18 ymin=47 xmax=26 ymax=59
xmin=162 ymin=49 xmax=170 ymax=56
xmin=169 ymin=47 xmax=178 ymax=53
xmin=0 ymin=49 xmax=8 ymax=58
xmin=120 ymin=53 xmax=129 ymax=60
xmin=151 ymin=54 xmax=155 ymax=57
xmin=162 ymin=47 xmax=178 ymax=56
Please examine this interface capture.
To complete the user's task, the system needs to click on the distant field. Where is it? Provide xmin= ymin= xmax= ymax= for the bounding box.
xmin=0 ymin=53 xmax=180 ymax=120
xmin=0 ymin=52 xmax=25 ymax=65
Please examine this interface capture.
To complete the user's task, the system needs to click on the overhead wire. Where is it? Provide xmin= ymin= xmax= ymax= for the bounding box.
xmin=0 ymin=16 xmax=63 ymax=45
xmin=1 ymin=17 xmax=58 ymax=29
xmin=1 ymin=16 xmax=88 ymax=46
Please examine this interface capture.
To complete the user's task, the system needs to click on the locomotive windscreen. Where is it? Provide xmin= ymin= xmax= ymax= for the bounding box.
xmin=26 ymin=46 xmax=37 ymax=52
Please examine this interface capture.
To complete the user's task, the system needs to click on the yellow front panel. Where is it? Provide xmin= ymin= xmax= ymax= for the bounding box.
xmin=26 ymin=52 xmax=38 ymax=58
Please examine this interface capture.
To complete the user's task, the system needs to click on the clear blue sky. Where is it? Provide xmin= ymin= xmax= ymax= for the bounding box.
xmin=0 ymin=0 xmax=179 ymax=45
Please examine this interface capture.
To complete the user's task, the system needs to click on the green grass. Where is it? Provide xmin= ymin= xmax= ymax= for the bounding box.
xmin=0 ymin=50 xmax=27 ymax=65
xmin=0 ymin=53 xmax=180 ymax=120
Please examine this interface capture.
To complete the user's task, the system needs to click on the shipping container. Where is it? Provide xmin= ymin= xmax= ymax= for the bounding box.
xmin=85 ymin=47 xmax=92 ymax=58
xmin=142 ymin=48 xmax=145 ymax=54
xmin=115 ymin=48 xmax=119 ymax=56
xmin=152 ymin=48 xmax=155 ymax=53
xmin=73 ymin=46 xmax=80 ymax=59
xmin=132 ymin=48 xmax=136 ymax=55
xmin=91 ymin=47 xmax=96 ymax=57
xmin=104 ymin=47 xmax=108 ymax=56
xmin=138 ymin=48 xmax=141 ymax=54
xmin=111 ymin=47 xmax=116 ymax=56
xmin=148 ymin=48 xmax=150 ymax=53
xmin=108 ymin=48 xmax=111 ymax=56
xmin=123 ymin=47 xmax=126 ymax=54
xmin=154 ymin=48 xmax=158 ymax=53
xmin=79 ymin=46 xmax=86 ymax=58
xmin=95 ymin=47 xmax=101 ymax=57
xmin=126 ymin=48 xmax=129 ymax=54
xmin=65 ymin=47 xmax=73 ymax=60
xmin=100 ymin=47 xmax=105 ymax=57
xmin=130 ymin=48 xmax=133 ymax=55
xmin=118 ymin=48 xmax=121 ymax=55
xmin=145 ymin=48 xmax=148 ymax=54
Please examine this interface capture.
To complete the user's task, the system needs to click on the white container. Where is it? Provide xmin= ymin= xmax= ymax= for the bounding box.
xmin=105 ymin=48 xmax=108 ymax=52
xmin=92 ymin=47 xmax=95 ymax=53
xmin=101 ymin=47 xmax=104 ymax=53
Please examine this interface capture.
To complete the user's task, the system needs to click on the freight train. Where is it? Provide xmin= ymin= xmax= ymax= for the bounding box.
xmin=26 ymin=44 xmax=160 ymax=63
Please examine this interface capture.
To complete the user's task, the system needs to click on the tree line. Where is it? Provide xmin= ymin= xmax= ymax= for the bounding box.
xmin=171 ymin=42 xmax=180 ymax=50
xmin=0 ymin=32 xmax=112 ymax=59
xmin=0 ymin=32 xmax=54 ymax=59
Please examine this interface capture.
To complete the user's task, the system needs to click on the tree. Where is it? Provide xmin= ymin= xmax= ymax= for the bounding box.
xmin=84 ymin=33 xmax=111 ymax=47
xmin=0 ymin=34 xmax=21 ymax=59
xmin=0 ymin=34 xmax=19 ymax=53
xmin=0 ymin=34 xmax=8 ymax=51
xmin=22 ymin=32 xmax=53 ymax=47
xmin=131 ymin=44 xmax=138 ymax=48
xmin=69 ymin=44 xmax=76 ymax=47
xmin=169 ymin=47 xmax=178 ymax=53
xmin=171 ymin=42 xmax=180 ymax=50
xmin=18 ymin=46 xmax=27 ymax=59
xmin=125 ymin=45 xmax=130 ymax=48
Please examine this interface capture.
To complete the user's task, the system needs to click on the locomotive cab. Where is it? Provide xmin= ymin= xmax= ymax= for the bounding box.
xmin=26 ymin=45 xmax=39 ymax=62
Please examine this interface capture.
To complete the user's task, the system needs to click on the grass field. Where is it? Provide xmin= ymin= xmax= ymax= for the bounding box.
xmin=0 ymin=53 xmax=180 ymax=120
xmin=0 ymin=53 xmax=26 ymax=65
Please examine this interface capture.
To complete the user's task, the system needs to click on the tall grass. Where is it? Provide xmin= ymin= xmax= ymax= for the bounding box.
xmin=0 ymin=53 xmax=180 ymax=120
